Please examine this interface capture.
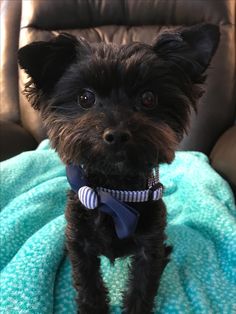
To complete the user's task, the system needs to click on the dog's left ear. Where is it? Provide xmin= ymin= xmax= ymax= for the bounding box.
xmin=153 ymin=24 xmax=220 ymax=82
xmin=18 ymin=33 xmax=89 ymax=94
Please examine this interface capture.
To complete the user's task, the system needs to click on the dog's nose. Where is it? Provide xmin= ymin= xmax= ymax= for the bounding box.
xmin=103 ymin=129 xmax=131 ymax=145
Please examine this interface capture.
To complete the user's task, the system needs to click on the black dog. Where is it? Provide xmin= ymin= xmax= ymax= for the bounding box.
xmin=18 ymin=24 xmax=219 ymax=314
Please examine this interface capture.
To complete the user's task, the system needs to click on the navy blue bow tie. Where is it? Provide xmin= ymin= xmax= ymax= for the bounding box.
xmin=66 ymin=164 xmax=140 ymax=239
xmin=66 ymin=165 xmax=163 ymax=239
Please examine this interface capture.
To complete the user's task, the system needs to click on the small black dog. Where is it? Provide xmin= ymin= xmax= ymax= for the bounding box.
xmin=18 ymin=24 xmax=219 ymax=314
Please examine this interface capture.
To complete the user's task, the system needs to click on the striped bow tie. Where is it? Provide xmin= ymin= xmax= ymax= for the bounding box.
xmin=66 ymin=165 xmax=163 ymax=239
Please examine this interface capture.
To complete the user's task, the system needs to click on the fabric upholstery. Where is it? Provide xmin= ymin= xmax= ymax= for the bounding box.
xmin=210 ymin=125 xmax=236 ymax=195
xmin=0 ymin=121 xmax=37 ymax=162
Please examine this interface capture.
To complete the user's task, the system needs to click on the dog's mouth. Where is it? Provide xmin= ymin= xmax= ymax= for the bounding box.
xmin=113 ymin=155 xmax=126 ymax=172
xmin=83 ymin=159 xmax=153 ymax=190
xmin=113 ymin=151 xmax=127 ymax=166
xmin=80 ymin=149 xmax=156 ymax=189
xmin=79 ymin=140 xmax=158 ymax=173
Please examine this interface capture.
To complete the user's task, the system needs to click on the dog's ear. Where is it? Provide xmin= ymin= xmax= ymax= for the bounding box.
xmin=153 ymin=24 xmax=220 ymax=82
xmin=18 ymin=33 xmax=89 ymax=95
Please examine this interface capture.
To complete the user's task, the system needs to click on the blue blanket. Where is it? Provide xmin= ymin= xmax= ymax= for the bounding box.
xmin=0 ymin=140 xmax=235 ymax=314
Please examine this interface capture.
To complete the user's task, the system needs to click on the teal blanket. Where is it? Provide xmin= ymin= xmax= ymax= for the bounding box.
xmin=0 ymin=140 xmax=235 ymax=314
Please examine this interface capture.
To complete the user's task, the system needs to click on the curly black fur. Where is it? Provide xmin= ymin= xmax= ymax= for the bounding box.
xmin=18 ymin=24 xmax=219 ymax=314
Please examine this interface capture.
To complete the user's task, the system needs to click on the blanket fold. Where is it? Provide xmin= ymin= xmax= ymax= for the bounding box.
xmin=0 ymin=140 xmax=235 ymax=314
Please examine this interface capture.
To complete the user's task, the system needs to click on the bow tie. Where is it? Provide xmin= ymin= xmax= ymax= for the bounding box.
xmin=66 ymin=164 xmax=163 ymax=239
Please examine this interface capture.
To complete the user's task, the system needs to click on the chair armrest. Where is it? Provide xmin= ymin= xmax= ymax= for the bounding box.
xmin=210 ymin=126 xmax=236 ymax=196
xmin=0 ymin=121 xmax=38 ymax=161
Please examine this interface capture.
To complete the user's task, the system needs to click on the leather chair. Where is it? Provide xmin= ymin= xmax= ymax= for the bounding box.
xmin=1 ymin=0 xmax=235 ymax=194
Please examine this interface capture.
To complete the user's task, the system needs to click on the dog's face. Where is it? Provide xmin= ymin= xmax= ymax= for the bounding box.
xmin=18 ymin=24 xmax=219 ymax=179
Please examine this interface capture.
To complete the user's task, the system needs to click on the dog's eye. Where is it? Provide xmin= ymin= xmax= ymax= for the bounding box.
xmin=78 ymin=90 xmax=95 ymax=109
xmin=141 ymin=91 xmax=156 ymax=109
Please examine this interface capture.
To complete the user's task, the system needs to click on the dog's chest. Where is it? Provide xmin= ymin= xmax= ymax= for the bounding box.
xmin=92 ymin=202 xmax=164 ymax=261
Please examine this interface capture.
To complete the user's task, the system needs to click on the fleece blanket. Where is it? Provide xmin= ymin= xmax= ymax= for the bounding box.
xmin=0 ymin=140 xmax=235 ymax=314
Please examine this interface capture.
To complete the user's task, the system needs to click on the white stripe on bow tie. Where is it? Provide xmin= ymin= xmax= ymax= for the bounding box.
xmin=78 ymin=185 xmax=163 ymax=210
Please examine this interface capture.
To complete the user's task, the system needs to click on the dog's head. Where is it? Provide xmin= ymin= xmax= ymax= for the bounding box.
xmin=18 ymin=24 xmax=219 ymax=180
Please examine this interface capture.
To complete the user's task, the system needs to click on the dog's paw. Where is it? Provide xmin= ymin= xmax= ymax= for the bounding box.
xmin=122 ymin=304 xmax=154 ymax=314
xmin=78 ymin=303 xmax=109 ymax=314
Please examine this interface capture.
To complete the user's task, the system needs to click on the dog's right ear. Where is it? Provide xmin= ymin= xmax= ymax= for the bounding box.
xmin=153 ymin=24 xmax=220 ymax=83
xmin=18 ymin=34 xmax=90 ymax=108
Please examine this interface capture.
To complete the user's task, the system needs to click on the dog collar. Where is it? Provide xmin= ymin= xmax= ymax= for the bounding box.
xmin=66 ymin=164 xmax=163 ymax=239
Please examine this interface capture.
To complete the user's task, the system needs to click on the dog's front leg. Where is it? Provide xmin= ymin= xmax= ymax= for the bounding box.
xmin=66 ymin=239 xmax=109 ymax=314
xmin=122 ymin=243 xmax=168 ymax=314
xmin=65 ymin=194 xmax=109 ymax=314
